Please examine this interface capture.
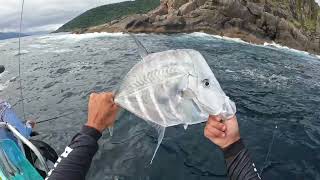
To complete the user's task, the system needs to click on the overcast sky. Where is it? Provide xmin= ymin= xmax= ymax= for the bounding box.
xmin=0 ymin=0 xmax=319 ymax=33
xmin=0 ymin=0 xmax=127 ymax=33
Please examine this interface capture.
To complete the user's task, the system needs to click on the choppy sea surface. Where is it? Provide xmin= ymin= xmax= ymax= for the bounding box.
xmin=0 ymin=32 xmax=319 ymax=180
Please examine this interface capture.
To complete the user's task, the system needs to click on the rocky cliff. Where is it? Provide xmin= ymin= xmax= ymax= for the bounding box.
xmin=84 ymin=0 xmax=320 ymax=54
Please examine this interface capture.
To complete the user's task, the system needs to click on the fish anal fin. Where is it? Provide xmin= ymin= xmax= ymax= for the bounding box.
xmin=183 ymin=124 xmax=188 ymax=130
xmin=150 ymin=125 xmax=166 ymax=164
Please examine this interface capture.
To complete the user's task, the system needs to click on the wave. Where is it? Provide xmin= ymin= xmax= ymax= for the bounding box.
xmin=0 ymin=70 xmax=6 ymax=78
xmin=239 ymin=69 xmax=289 ymax=84
xmin=14 ymin=49 xmax=29 ymax=56
xmin=262 ymin=42 xmax=312 ymax=56
xmin=189 ymin=32 xmax=320 ymax=59
xmin=43 ymin=32 xmax=128 ymax=42
xmin=189 ymin=32 xmax=250 ymax=44
xmin=51 ymin=49 xmax=73 ymax=53
xmin=28 ymin=44 xmax=49 ymax=49
xmin=0 ymin=80 xmax=10 ymax=91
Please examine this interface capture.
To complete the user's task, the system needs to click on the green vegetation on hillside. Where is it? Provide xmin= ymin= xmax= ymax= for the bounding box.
xmin=55 ymin=0 xmax=159 ymax=32
xmin=268 ymin=0 xmax=320 ymax=33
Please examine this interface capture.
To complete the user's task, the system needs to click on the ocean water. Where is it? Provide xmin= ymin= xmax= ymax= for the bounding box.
xmin=0 ymin=32 xmax=319 ymax=180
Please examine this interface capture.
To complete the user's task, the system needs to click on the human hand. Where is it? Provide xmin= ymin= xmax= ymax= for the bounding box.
xmin=204 ymin=115 xmax=240 ymax=149
xmin=26 ymin=119 xmax=36 ymax=128
xmin=86 ymin=92 xmax=119 ymax=133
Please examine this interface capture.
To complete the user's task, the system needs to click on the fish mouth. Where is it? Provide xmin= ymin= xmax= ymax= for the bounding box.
xmin=192 ymin=97 xmax=218 ymax=116
xmin=195 ymin=96 xmax=236 ymax=120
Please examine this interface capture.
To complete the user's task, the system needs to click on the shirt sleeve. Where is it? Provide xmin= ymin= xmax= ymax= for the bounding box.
xmin=3 ymin=108 xmax=32 ymax=138
xmin=46 ymin=126 xmax=102 ymax=180
xmin=222 ymin=139 xmax=262 ymax=180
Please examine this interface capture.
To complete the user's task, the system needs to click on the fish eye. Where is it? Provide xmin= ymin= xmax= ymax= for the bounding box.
xmin=202 ymin=79 xmax=210 ymax=88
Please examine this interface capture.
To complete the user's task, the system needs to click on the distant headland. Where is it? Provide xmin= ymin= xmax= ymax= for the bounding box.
xmin=55 ymin=0 xmax=320 ymax=55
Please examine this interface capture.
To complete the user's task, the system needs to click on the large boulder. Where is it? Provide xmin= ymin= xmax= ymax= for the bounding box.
xmin=179 ymin=1 xmax=198 ymax=15
xmin=256 ymin=12 xmax=279 ymax=39
xmin=162 ymin=0 xmax=189 ymax=13
xmin=153 ymin=15 xmax=186 ymax=30
xmin=149 ymin=4 xmax=168 ymax=16
xmin=246 ymin=2 xmax=264 ymax=17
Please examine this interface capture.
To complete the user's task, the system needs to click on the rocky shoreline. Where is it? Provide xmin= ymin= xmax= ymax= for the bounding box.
xmin=79 ymin=0 xmax=320 ymax=55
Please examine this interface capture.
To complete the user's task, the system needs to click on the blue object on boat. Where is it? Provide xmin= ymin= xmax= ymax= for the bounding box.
xmin=0 ymin=101 xmax=32 ymax=142
xmin=0 ymin=139 xmax=43 ymax=180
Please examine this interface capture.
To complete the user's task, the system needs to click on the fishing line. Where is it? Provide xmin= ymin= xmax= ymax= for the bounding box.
xmin=36 ymin=111 xmax=77 ymax=124
xmin=261 ymin=122 xmax=278 ymax=175
xmin=15 ymin=0 xmax=73 ymax=125
xmin=17 ymin=0 xmax=26 ymax=120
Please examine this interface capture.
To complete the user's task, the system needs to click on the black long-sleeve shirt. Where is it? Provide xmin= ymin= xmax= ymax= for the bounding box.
xmin=46 ymin=126 xmax=261 ymax=180
xmin=45 ymin=126 xmax=101 ymax=180
xmin=223 ymin=139 xmax=261 ymax=180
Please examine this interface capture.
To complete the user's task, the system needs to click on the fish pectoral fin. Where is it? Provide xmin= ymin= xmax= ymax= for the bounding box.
xmin=181 ymin=89 xmax=196 ymax=99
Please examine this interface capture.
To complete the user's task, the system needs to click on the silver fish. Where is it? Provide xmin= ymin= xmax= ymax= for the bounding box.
xmin=114 ymin=40 xmax=236 ymax=163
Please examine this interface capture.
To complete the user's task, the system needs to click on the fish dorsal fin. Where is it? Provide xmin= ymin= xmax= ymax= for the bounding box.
xmin=129 ymin=34 xmax=149 ymax=58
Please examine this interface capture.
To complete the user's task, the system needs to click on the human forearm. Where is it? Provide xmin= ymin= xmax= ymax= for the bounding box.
xmin=204 ymin=116 xmax=261 ymax=180
xmin=46 ymin=126 xmax=101 ymax=180
xmin=223 ymin=139 xmax=261 ymax=180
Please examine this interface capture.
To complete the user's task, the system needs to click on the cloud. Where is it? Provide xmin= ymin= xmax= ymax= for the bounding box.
xmin=0 ymin=0 xmax=128 ymax=33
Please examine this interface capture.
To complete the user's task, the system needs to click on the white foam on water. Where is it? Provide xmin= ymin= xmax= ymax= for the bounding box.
xmin=28 ymin=44 xmax=48 ymax=49
xmin=0 ymin=71 xmax=10 ymax=91
xmin=0 ymin=80 xmax=10 ymax=91
xmin=14 ymin=49 xmax=29 ymax=55
xmin=189 ymin=32 xmax=212 ymax=37
xmin=0 ymin=72 xmax=14 ymax=92
xmin=0 ymin=71 xmax=7 ymax=79
xmin=52 ymin=49 xmax=73 ymax=53
xmin=212 ymin=35 xmax=250 ymax=44
xmin=189 ymin=32 xmax=250 ymax=44
xmin=189 ymin=32 xmax=320 ymax=59
xmin=0 ymin=42 xmax=5 ymax=48
xmin=263 ymin=42 xmax=310 ymax=56
xmin=45 ymin=32 xmax=128 ymax=42
xmin=240 ymin=69 xmax=288 ymax=81
xmin=225 ymin=69 xmax=235 ymax=73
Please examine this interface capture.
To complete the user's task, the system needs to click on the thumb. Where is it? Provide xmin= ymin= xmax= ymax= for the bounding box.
xmin=209 ymin=115 xmax=222 ymax=122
